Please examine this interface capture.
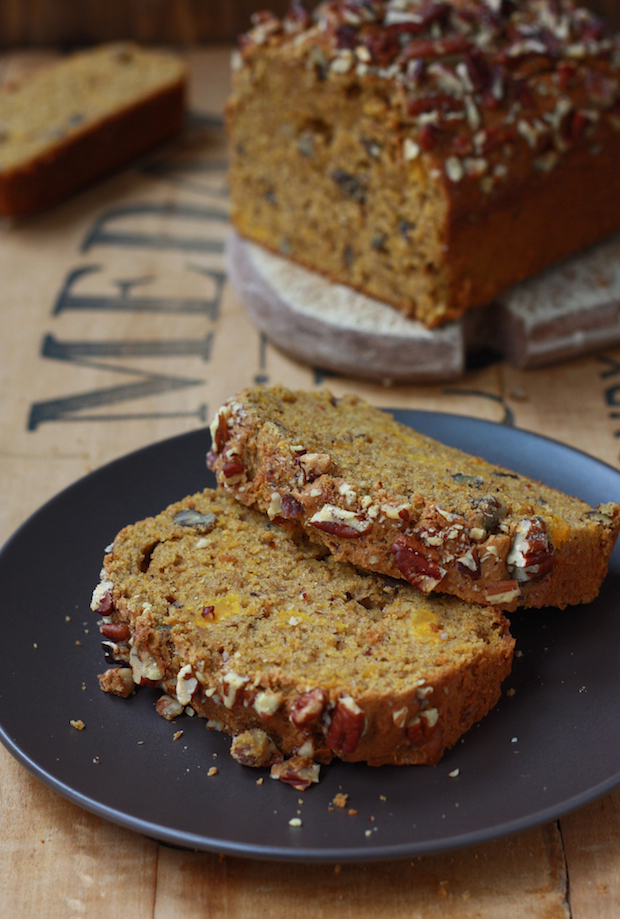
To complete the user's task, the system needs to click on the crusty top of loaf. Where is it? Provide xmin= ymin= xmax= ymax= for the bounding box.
xmin=236 ymin=1 xmax=620 ymax=195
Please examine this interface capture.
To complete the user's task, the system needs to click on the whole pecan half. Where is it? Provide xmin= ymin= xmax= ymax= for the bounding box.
xmin=326 ymin=697 xmax=365 ymax=756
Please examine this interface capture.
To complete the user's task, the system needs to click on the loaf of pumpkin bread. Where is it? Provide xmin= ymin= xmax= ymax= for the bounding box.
xmin=227 ymin=0 xmax=620 ymax=327
xmin=207 ymin=385 xmax=620 ymax=612
xmin=92 ymin=488 xmax=514 ymax=781
xmin=0 ymin=43 xmax=186 ymax=216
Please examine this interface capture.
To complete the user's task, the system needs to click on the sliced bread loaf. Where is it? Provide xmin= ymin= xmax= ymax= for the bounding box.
xmin=207 ymin=386 xmax=620 ymax=611
xmin=92 ymin=489 xmax=514 ymax=780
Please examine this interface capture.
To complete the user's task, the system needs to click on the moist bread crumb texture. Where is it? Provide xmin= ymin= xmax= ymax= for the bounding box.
xmin=227 ymin=1 xmax=620 ymax=327
xmin=92 ymin=489 xmax=514 ymax=781
xmin=207 ymin=385 xmax=620 ymax=612
xmin=0 ymin=43 xmax=187 ymax=216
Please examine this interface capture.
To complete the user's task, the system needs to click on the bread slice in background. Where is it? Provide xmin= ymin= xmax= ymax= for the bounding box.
xmin=0 ymin=42 xmax=186 ymax=216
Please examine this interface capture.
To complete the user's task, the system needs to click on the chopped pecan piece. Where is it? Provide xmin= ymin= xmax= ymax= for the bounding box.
xmin=155 ymin=693 xmax=184 ymax=720
xmin=407 ymin=708 xmax=439 ymax=746
xmin=484 ymin=579 xmax=521 ymax=606
xmin=291 ymin=689 xmax=327 ymax=728
xmin=401 ymin=34 xmax=472 ymax=60
xmin=230 ymin=729 xmax=282 ymax=768
xmin=98 ymin=667 xmax=135 ymax=698
xmin=209 ymin=406 xmax=231 ymax=454
xmin=470 ymin=495 xmax=508 ymax=533
xmin=298 ymin=452 xmax=332 ymax=480
xmin=222 ymin=458 xmax=245 ymax=479
xmin=507 ymin=517 xmax=554 ymax=582
xmin=93 ymin=588 xmax=113 ymax=616
xmin=100 ymin=621 xmax=130 ymax=642
xmin=310 ymin=519 xmax=366 ymax=538
xmin=280 ymin=494 xmax=304 ymax=520
xmin=309 ymin=504 xmax=369 ymax=538
xmin=326 ymin=696 xmax=365 ymax=756
xmin=455 ymin=546 xmax=481 ymax=580
xmin=391 ymin=533 xmax=443 ymax=590
xmin=270 ymin=755 xmax=321 ymax=790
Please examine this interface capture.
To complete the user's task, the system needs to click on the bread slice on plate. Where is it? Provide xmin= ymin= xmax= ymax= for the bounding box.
xmin=207 ymin=386 xmax=620 ymax=612
xmin=92 ymin=489 xmax=514 ymax=784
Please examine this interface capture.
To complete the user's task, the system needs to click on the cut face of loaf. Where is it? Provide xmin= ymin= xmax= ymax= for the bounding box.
xmin=92 ymin=489 xmax=514 ymax=778
xmin=227 ymin=1 xmax=620 ymax=327
xmin=0 ymin=43 xmax=186 ymax=216
xmin=207 ymin=386 xmax=620 ymax=612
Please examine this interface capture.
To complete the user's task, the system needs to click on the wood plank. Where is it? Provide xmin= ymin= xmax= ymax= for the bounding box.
xmin=153 ymin=823 xmax=569 ymax=919
xmin=0 ymin=0 xmax=616 ymax=47
xmin=499 ymin=356 xmax=620 ymax=470
xmin=0 ymin=746 xmax=158 ymax=919
xmin=561 ymin=790 xmax=620 ymax=919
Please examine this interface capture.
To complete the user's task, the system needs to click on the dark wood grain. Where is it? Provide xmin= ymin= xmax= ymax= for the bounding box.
xmin=1 ymin=0 xmax=610 ymax=47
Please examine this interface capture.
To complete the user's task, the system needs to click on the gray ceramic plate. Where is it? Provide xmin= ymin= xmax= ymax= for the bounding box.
xmin=0 ymin=411 xmax=619 ymax=862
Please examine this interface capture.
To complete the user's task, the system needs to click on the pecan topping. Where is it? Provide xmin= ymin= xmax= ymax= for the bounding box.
xmin=309 ymin=504 xmax=370 ymax=538
xmin=455 ymin=546 xmax=481 ymax=579
xmin=222 ymin=458 xmax=245 ymax=479
xmin=94 ymin=589 xmax=113 ymax=616
xmin=280 ymin=494 xmax=304 ymax=519
xmin=291 ymin=689 xmax=327 ymax=728
xmin=402 ymin=34 xmax=471 ymax=60
xmin=155 ymin=693 xmax=184 ymax=720
xmin=391 ymin=533 xmax=443 ymax=590
xmin=484 ymin=579 xmax=521 ymax=606
xmin=98 ymin=666 xmax=135 ymax=698
xmin=507 ymin=517 xmax=554 ymax=582
xmin=209 ymin=406 xmax=231 ymax=454
xmin=310 ymin=519 xmax=366 ymax=538
xmin=326 ymin=696 xmax=365 ymax=756
xmin=100 ymin=621 xmax=131 ymax=642
xmin=298 ymin=452 xmax=332 ymax=480
xmin=270 ymin=756 xmax=321 ymax=790
xmin=470 ymin=495 xmax=508 ymax=533
xmin=407 ymin=708 xmax=439 ymax=746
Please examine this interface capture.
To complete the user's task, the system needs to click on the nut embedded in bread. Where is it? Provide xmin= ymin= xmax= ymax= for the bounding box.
xmin=207 ymin=385 xmax=620 ymax=611
xmin=227 ymin=1 xmax=620 ymax=327
xmin=92 ymin=489 xmax=514 ymax=780
xmin=0 ymin=43 xmax=187 ymax=216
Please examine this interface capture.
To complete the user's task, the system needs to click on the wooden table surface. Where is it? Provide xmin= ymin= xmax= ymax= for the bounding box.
xmin=1 ymin=47 xmax=620 ymax=919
